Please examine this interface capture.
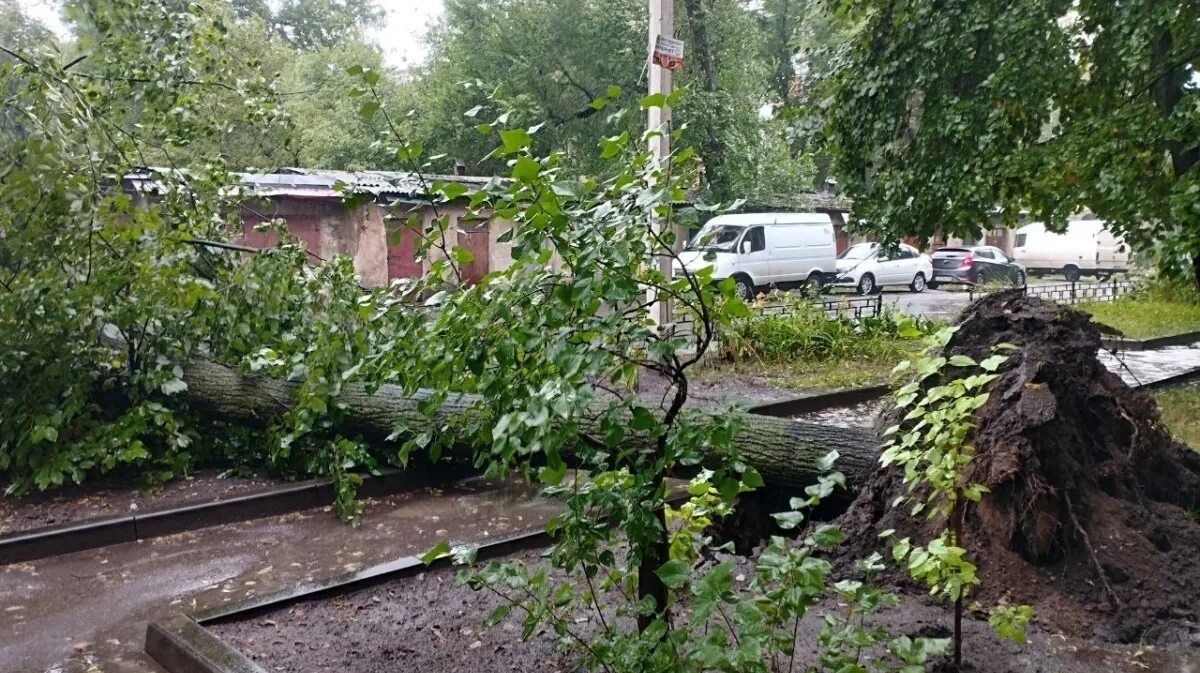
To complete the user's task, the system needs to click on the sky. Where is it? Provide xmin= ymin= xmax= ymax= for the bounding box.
xmin=15 ymin=0 xmax=444 ymax=68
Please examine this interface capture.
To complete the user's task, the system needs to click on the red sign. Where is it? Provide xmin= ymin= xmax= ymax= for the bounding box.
xmin=652 ymin=35 xmax=685 ymax=71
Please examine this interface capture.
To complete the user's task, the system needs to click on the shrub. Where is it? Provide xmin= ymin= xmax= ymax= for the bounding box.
xmin=722 ymin=297 xmax=938 ymax=363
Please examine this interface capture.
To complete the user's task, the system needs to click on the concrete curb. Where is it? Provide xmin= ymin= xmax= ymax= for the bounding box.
xmin=146 ymin=614 xmax=267 ymax=673
xmin=747 ymin=384 xmax=890 ymax=418
xmin=1101 ymin=331 xmax=1200 ymax=352
xmin=1131 ymin=367 xmax=1200 ymax=391
xmin=0 ymin=464 xmax=471 ymax=566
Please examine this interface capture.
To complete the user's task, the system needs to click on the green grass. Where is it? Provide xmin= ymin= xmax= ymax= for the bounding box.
xmin=1152 ymin=384 xmax=1200 ymax=449
xmin=1077 ymin=298 xmax=1200 ymax=339
xmin=1075 ymin=277 xmax=1200 ymax=339
xmin=695 ymin=352 xmax=908 ymax=392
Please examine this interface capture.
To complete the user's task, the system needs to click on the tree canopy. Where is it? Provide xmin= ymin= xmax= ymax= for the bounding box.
xmin=824 ymin=0 xmax=1199 ymax=283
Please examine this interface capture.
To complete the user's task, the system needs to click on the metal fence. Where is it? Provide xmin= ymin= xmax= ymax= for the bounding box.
xmin=968 ymin=279 xmax=1137 ymax=305
xmin=670 ymin=292 xmax=883 ymax=340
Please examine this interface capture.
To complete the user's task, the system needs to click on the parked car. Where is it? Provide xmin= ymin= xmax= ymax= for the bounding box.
xmin=832 ymin=242 xmax=934 ymax=295
xmin=673 ymin=212 xmax=838 ymax=300
xmin=1012 ymin=219 xmax=1131 ymax=282
xmin=929 ymin=246 xmax=1026 ymax=288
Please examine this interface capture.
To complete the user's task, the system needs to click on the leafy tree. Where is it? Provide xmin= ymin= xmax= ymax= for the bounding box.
xmin=411 ymin=0 xmax=648 ymax=176
xmin=413 ymin=0 xmax=819 ymax=201
xmin=281 ymin=40 xmax=414 ymax=169
xmin=266 ymin=0 xmax=385 ymax=51
xmin=0 ymin=0 xmax=56 ymax=57
xmin=0 ymin=0 xmax=383 ymax=509
xmin=824 ymin=0 xmax=1200 ymax=286
xmin=1 ymin=0 xmax=59 ymax=137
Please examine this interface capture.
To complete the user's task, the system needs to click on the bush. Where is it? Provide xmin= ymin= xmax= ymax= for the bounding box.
xmin=722 ymin=298 xmax=937 ymax=363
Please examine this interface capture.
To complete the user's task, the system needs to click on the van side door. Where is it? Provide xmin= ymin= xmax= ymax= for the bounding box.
xmin=737 ymin=226 xmax=770 ymax=285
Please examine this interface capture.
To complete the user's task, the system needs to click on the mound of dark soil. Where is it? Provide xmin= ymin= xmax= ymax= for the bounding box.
xmin=838 ymin=291 xmax=1200 ymax=644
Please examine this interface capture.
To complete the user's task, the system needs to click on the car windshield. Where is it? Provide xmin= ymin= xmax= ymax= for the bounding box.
xmin=686 ymin=224 xmax=745 ymax=251
xmin=838 ymin=243 xmax=877 ymax=260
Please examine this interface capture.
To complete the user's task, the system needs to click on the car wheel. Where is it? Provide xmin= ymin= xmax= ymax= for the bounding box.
xmin=1063 ymin=265 xmax=1081 ymax=283
xmin=733 ymin=275 xmax=756 ymax=301
xmin=856 ymin=273 xmax=875 ymax=296
xmin=927 ymin=281 xmax=941 ymax=290
xmin=909 ymin=273 xmax=927 ymax=293
xmin=1012 ymin=269 xmax=1027 ymax=288
xmin=805 ymin=271 xmax=825 ymax=293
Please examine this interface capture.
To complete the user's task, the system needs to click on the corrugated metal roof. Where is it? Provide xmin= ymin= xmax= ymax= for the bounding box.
xmin=122 ymin=167 xmax=494 ymax=200
xmin=243 ymin=168 xmax=494 ymax=198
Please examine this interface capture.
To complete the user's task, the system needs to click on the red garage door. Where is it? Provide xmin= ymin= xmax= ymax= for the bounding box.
xmin=387 ymin=223 xmax=422 ymax=279
xmin=457 ymin=225 xmax=490 ymax=286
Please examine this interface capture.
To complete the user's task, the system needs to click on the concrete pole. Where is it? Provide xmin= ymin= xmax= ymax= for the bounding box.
xmin=647 ymin=0 xmax=674 ymax=326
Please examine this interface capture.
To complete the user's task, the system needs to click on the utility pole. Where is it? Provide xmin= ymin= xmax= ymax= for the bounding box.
xmin=647 ymin=0 xmax=674 ymax=326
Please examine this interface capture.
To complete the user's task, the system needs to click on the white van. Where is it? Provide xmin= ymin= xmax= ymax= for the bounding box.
xmin=1012 ymin=219 xmax=1132 ymax=281
xmin=673 ymin=213 xmax=837 ymax=300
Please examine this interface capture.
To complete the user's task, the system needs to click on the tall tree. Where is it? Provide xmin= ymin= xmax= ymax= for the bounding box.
xmin=0 ymin=0 xmax=56 ymax=58
xmin=824 ymin=0 xmax=1200 ymax=286
xmin=411 ymin=0 xmax=647 ymax=176
xmin=270 ymin=0 xmax=385 ymax=51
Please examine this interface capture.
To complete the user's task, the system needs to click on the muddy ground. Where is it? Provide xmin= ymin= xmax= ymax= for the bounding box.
xmin=633 ymin=368 xmax=805 ymax=408
xmin=210 ymin=545 xmax=1197 ymax=673
xmin=0 ymin=469 xmax=281 ymax=534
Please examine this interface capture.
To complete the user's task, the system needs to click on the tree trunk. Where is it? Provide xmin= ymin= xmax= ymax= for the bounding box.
xmin=179 ymin=360 xmax=881 ymax=491
xmin=681 ymin=0 xmax=729 ymax=199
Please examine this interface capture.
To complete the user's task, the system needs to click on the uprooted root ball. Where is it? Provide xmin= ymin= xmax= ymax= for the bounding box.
xmin=839 ymin=291 xmax=1200 ymax=643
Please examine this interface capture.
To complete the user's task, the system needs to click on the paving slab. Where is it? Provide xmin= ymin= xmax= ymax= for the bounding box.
xmin=1099 ymin=342 xmax=1200 ymax=386
xmin=0 ymin=478 xmax=556 ymax=673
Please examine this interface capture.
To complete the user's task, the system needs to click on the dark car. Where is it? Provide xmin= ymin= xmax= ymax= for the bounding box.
xmin=928 ymin=246 xmax=1026 ymax=289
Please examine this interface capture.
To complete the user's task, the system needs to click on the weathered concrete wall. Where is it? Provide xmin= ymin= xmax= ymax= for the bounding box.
xmin=352 ymin=204 xmax=388 ymax=287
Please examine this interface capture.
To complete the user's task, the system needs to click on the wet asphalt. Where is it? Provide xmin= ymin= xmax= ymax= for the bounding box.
xmin=0 ymin=479 xmax=557 ymax=673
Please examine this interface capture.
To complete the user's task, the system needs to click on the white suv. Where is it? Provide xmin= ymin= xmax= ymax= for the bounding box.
xmin=832 ymin=243 xmax=934 ymax=294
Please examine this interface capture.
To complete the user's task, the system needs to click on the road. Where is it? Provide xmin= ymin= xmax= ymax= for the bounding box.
xmin=876 ymin=288 xmax=972 ymax=321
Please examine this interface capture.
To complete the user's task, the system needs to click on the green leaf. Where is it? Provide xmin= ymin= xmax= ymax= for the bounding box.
xmin=451 ymin=246 xmax=475 ymax=265
xmin=656 ymin=559 xmax=691 ymax=588
xmin=811 ymin=524 xmax=847 ymax=548
xmin=486 ymin=603 xmax=511 ymax=627
xmin=420 ymin=541 xmax=452 ymax=565
xmin=740 ymin=466 xmax=764 ymax=489
xmin=980 ymin=354 xmax=1008 ymax=372
xmin=362 ymin=69 xmax=380 ymax=86
xmin=606 ymin=84 xmax=622 ymax=98
xmin=512 ymin=156 xmax=541 ymax=181
xmin=359 ymin=100 xmax=381 ymax=120
xmin=772 ymin=511 xmax=805 ymax=529
xmin=641 ymin=93 xmax=667 ymax=108
xmin=948 ymin=355 xmax=976 ymax=367
xmin=498 ymin=128 xmax=533 ymax=154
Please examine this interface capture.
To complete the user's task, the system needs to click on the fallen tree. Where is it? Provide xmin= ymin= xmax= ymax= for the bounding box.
xmin=179 ymin=359 xmax=882 ymax=491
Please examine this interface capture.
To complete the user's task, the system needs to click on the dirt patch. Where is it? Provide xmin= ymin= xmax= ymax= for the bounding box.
xmin=0 ymin=469 xmax=282 ymax=535
xmin=209 ymin=545 xmax=1195 ymax=672
xmin=838 ymin=291 xmax=1200 ymax=644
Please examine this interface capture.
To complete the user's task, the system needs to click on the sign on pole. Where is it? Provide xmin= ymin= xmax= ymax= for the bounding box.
xmin=652 ymin=35 xmax=685 ymax=71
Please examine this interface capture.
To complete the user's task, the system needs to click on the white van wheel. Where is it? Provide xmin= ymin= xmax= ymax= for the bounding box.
xmin=1063 ymin=265 xmax=1081 ymax=283
xmin=856 ymin=273 xmax=876 ymax=296
xmin=910 ymin=273 xmax=926 ymax=293
xmin=733 ymin=275 xmax=755 ymax=301
xmin=805 ymin=271 xmax=825 ymax=291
